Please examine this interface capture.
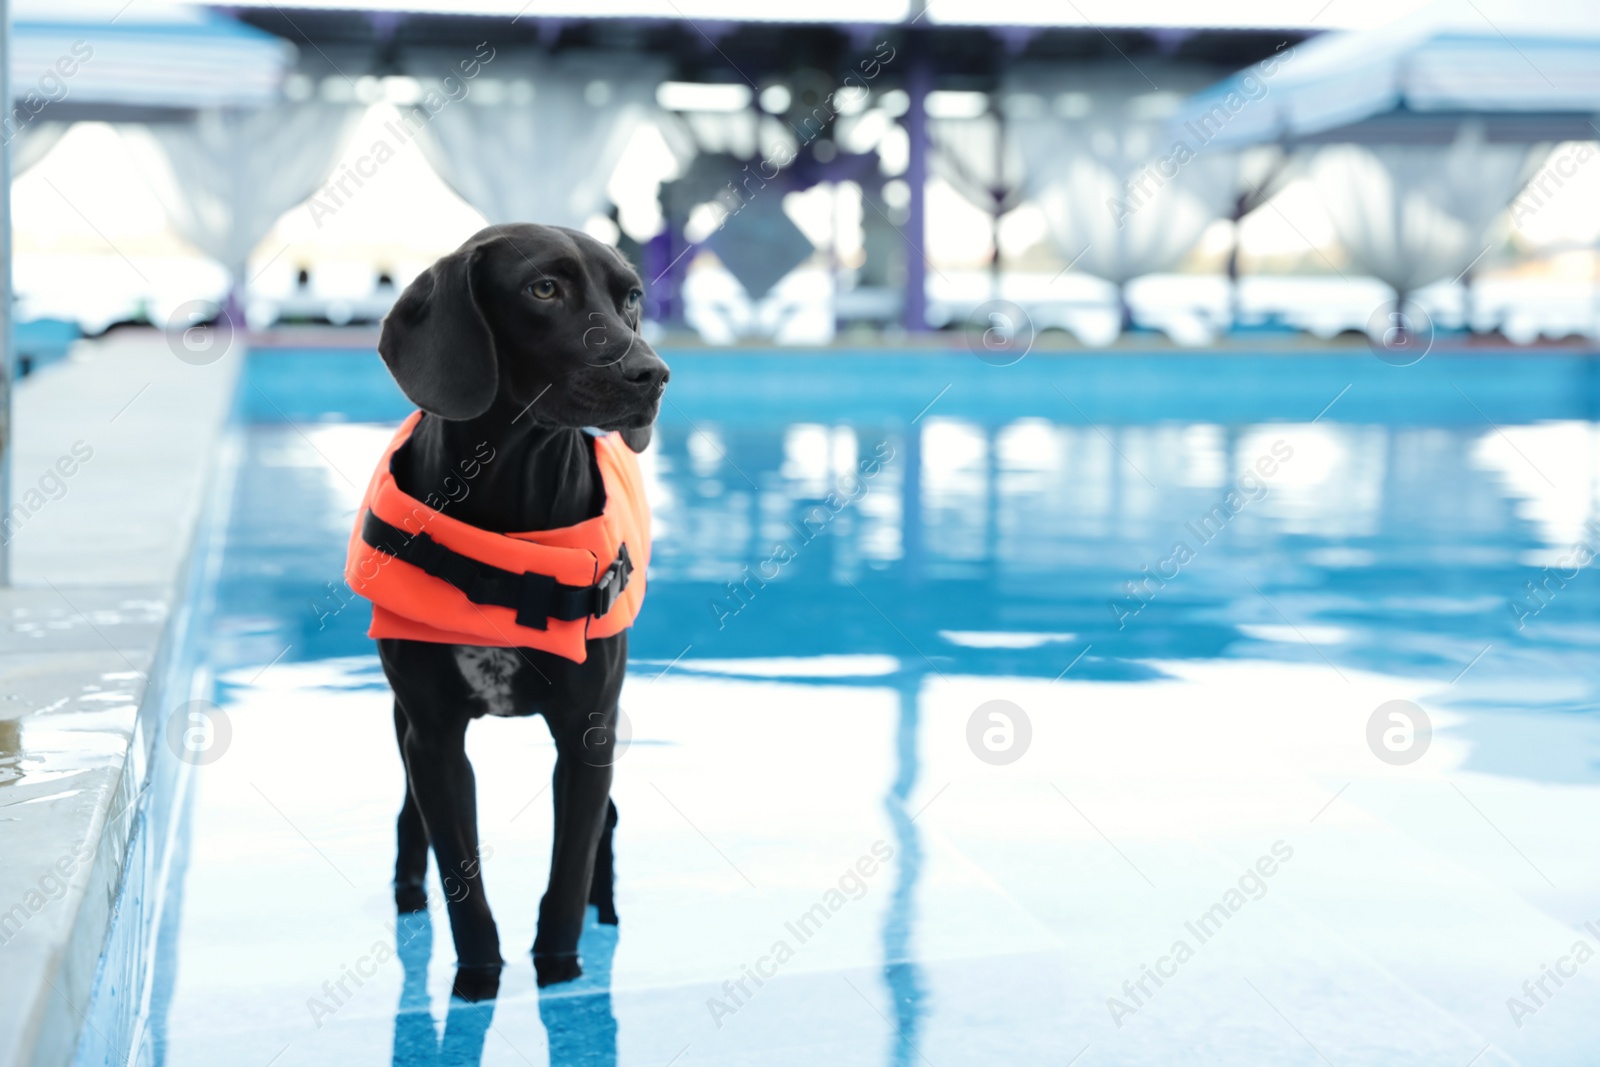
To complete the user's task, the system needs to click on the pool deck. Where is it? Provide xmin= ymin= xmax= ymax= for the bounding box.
xmin=0 ymin=330 xmax=240 ymax=1067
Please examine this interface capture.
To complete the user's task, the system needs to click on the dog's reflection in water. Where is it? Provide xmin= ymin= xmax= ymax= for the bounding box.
xmin=391 ymin=913 xmax=495 ymax=1066
xmin=537 ymin=916 xmax=619 ymax=1067
xmin=390 ymin=910 xmax=619 ymax=1067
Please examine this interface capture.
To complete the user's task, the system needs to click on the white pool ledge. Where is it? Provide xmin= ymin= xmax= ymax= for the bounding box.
xmin=0 ymin=330 xmax=241 ymax=1067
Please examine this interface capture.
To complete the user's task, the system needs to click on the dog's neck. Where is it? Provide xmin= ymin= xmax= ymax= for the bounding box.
xmin=395 ymin=401 xmax=605 ymax=534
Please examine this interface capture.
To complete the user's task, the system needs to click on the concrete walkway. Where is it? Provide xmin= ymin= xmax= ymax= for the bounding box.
xmin=0 ymin=329 xmax=240 ymax=1067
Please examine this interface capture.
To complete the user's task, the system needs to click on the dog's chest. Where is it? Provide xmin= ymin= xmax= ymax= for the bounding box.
xmin=396 ymin=422 xmax=605 ymax=533
xmin=451 ymin=646 xmax=526 ymax=717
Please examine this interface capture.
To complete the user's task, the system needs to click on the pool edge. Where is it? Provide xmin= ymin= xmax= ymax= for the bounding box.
xmin=0 ymin=334 xmax=243 ymax=1067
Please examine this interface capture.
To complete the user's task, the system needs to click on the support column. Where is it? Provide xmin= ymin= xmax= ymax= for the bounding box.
xmin=1 ymin=0 xmax=13 ymax=585
xmin=902 ymin=39 xmax=930 ymax=334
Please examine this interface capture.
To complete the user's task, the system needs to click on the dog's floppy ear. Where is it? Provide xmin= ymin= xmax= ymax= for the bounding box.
xmin=620 ymin=425 xmax=653 ymax=453
xmin=379 ymin=247 xmax=498 ymax=420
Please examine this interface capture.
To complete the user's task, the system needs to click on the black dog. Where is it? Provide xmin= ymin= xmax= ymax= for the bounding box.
xmin=371 ymin=223 xmax=668 ymax=999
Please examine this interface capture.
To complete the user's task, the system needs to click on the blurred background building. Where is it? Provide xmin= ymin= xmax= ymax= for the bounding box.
xmin=9 ymin=0 xmax=1600 ymax=362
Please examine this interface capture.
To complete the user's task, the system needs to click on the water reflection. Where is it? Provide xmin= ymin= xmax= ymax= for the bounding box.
xmin=386 ymin=910 xmax=619 ymax=1067
xmin=230 ymin=352 xmax=1600 ymax=732
xmin=392 ymin=914 xmax=495 ymax=1067
xmin=537 ymin=919 xmax=619 ymax=1067
xmin=881 ymin=673 xmax=928 ymax=1067
xmin=634 ymin=412 xmax=1600 ymax=735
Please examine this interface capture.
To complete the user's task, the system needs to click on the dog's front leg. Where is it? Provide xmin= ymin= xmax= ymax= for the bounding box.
xmin=532 ymin=704 xmax=616 ymax=986
xmin=392 ymin=700 xmax=431 ymax=913
xmin=400 ymin=711 xmax=503 ymax=998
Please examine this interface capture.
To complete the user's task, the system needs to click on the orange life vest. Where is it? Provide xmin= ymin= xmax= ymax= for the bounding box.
xmin=345 ymin=411 xmax=650 ymax=663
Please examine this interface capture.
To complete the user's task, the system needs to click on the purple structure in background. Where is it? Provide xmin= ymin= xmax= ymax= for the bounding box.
xmin=902 ymin=38 xmax=930 ymax=333
xmin=641 ymin=229 xmax=682 ymax=326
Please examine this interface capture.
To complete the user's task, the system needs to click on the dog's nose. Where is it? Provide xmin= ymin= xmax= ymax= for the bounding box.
xmin=625 ymin=360 xmax=670 ymax=391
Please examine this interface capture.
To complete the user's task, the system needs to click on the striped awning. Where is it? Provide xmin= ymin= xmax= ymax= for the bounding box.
xmin=10 ymin=1 xmax=294 ymax=111
xmin=1169 ymin=0 xmax=1600 ymax=148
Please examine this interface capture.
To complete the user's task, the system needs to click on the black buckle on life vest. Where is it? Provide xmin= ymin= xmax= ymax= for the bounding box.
xmin=591 ymin=543 xmax=633 ymax=618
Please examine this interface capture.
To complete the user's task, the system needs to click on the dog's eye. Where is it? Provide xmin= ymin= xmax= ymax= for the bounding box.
xmin=527 ymin=279 xmax=559 ymax=300
xmin=624 ymin=288 xmax=642 ymax=308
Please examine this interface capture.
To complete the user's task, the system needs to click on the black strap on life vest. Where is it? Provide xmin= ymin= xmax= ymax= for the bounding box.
xmin=361 ymin=511 xmax=633 ymax=632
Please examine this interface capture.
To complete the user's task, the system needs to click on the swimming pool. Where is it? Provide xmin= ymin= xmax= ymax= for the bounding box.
xmin=85 ymin=347 xmax=1600 ymax=1065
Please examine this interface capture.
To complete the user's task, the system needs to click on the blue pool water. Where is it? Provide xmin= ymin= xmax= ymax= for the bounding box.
xmin=116 ymin=348 xmax=1600 ymax=1064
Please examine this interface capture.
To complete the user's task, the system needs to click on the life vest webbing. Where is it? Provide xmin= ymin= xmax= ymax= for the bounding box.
xmin=360 ymin=510 xmax=634 ymax=633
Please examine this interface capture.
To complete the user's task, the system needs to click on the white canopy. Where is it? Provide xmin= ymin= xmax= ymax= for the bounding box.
xmin=1003 ymin=64 xmax=1261 ymax=289
xmin=1310 ymin=128 xmax=1546 ymax=296
xmin=402 ymin=49 xmax=666 ymax=228
xmin=1169 ymin=0 xmax=1600 ymax=149
xmin=127 ymin=102 xmax=362 ymax=286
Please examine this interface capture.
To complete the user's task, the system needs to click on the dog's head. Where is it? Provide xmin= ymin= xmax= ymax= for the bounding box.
xmin=378 ymin=224 xmax=669 ymax=443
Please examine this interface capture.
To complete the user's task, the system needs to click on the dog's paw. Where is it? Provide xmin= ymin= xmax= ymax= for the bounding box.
xmin=451 ymin=963 xmax=503 ymax=1002
xmin=533 ymin=953 xmax=583 ymax=987
xmin=395 ymin=883 xmax=428 ymax=914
